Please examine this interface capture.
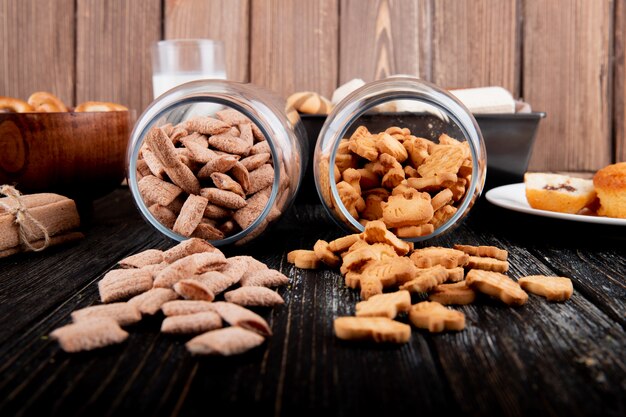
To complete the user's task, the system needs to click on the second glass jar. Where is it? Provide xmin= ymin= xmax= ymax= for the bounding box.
xmin=313 ymin=77 xmax=487 ymax=242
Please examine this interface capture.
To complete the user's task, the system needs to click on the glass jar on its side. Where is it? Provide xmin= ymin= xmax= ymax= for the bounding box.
xmin=313 ymin=77 xmax=487 ymax=241
xmin=127 ymin=80 xmax=306 ymax=246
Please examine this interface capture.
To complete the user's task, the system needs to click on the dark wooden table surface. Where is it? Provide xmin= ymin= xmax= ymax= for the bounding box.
xmin=1 ymin=188 xmax=624 ymax=417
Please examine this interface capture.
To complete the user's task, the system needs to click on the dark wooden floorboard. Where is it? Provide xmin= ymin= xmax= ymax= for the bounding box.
xmin=0 ymin=189 xmax=624 ymax=417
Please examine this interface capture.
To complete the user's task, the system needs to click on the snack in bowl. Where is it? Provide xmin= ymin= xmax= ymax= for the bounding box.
xmin=0 ymin=91 xmax=127 ymax=113
xmin=0 ymin=93 xmax=131 ymax=198
xmin=593 ymin=162 xmax=626 ymax=219
xmin=524 ymin=172 xmax=596 ymax=214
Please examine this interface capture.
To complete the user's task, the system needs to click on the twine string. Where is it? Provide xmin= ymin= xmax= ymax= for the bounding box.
xmin=0 ymin=185 xmax=50 ymax=251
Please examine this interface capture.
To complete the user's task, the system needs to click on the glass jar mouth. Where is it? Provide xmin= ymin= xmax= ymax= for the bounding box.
xmin=318 ymin=77 xmax=486 ymax=242
xmin=127 ymin=82 xmax=281 ymax=246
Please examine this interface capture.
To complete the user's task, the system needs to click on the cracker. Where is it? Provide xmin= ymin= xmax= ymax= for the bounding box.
xmin=430 ymin=205 xmax=457 ymax=228
xmin=395 ymin=224 xmax=434 ymax=238
xmin=313 ymin=239 xmax=341 ymax=268
xmin=118 ymin=249 xmax=164 ymax=269
xmin=287 ymin=249 xmax=321 ymax=269
xmin=161 ymin=311 xmax=222 ymax=334
xmin=355 ymin=290 xmax=411 ymax=319
xmin=186 ymin=326 xmax=265 ymax=356
xmin=211 ymin=302 xmax=272 ymax=336
xmin=350 ymin=257 xmax=417 ymax=288
xmin=466 ymin=256 xmax=509 ymax=273
xmin=334 ymin=316 xmax=411 ymax=343
xmin=362 ymin=220 xmax=411 ymax=256
xmin=410 ymin=247 xmax=469 ymax=269
xmin=399 ymin=265 xmax=448 ymax=293
xmin=51 ymin=318 xmax=128 ymax=352
xmin=360 ymin=274 xmax=383 ymax=300
xmin=446 ymin=267 xmax=465 ymax=282
xmin=128 ymin=288 xmax=178 ymax=315
xmin=381 ymin=194 xmax=434 ymax=228
xmin=466 ymin=269 xmax=528 ymax=306
xmin=453 ymin=244 xmax=508 ymax=261
xmin=99 ymin=269 xmax=153 ymax=303
xmin=71 ymin=303 xmax=142 ymax=326
xmin=518 ymin=275 xmax=573 ymax=302
xmin=417 ymin=145 xmax=465 ymax=177
xmin=409 ymin=301 xmax=465 ymax=332
xmin=224 ymin=286 xmax=285 ymax=307
xmin=428 ymin=281 xmax=476 ymax=305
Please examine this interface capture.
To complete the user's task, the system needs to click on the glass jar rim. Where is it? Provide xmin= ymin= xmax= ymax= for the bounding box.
xmin=317 ymin=77 xmax=486 ymax=242
xmin=127 ymin=80 xmax=282 ymax=246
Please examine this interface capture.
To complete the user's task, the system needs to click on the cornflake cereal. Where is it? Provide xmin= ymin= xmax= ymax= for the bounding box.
xmin=51 ymin=241 xmax=289 ymax=355
xmin=136 ymin=110 xmax=294 ymax=244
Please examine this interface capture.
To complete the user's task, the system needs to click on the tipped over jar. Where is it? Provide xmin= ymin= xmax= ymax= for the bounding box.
xmin=127 ymin=80 xmax=306 ymax=246
xmin=313 ymin=77 xmax=487 ymax=242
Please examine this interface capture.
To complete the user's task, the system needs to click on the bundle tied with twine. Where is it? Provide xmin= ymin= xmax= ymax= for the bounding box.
xmin=0 ymin=185 xmax=83 ymax=258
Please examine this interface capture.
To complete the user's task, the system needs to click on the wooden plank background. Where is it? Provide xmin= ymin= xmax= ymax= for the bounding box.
xmin=0 ymin=0 xmax=623 ymax=170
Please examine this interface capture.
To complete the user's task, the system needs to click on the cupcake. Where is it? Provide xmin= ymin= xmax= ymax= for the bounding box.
xmin=593 ymin=162 xmax=626 ymax=219
xmin=525 ymin=173 xmax=596 ymax=214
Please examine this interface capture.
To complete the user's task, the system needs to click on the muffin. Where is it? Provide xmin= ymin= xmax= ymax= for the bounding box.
xmin=593 ymin=162 xmax=626 ymax=218
xmin=525 ymin=173 xmax=596 ymax=214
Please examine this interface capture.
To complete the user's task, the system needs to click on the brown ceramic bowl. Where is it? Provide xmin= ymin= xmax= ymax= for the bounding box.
xmin=0 ymin=110 xmax=135 ymax=200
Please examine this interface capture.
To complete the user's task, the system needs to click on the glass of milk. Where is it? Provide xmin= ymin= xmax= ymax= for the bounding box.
xmin=152 ymin=39 xmax=227 ymax=99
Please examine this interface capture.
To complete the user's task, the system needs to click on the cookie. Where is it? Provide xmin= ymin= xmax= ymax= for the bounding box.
xmin=355 ymin=290 xmax=411 ymax=319
xmin=408 ymin=301 xmax=465 ymax=332
xmin=453 ymin=244 xmax=508 ymax=261
xmin=428 ymin=281 xmax=476 ymax=305
xmin=466 ymin=269 xmax=528 ymax=306
xmin=399 ymin=265 xmax=448 ymax=293
xmin=410 ymin=247 xmax=469 ymax=269
xmin=466 ymin=256 xmax=509 ymax=273
xmin=518 ymin=275 xmax=573 ymax=302
xmin=334 ymin=316 xmax=411 ymax=343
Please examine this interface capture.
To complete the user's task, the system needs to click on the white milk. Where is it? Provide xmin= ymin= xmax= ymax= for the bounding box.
xmin=152 ymin=72 xmax=227 ymax=99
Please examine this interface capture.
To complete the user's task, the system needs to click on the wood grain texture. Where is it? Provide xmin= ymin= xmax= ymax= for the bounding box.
xmin=75 ymin=0 xmax=161 ymax=112
xmin=250 ymin=0 xmax=339 ymax=99
xmin=339 ymin=0 xmax=430 ymax=84
xmin=524 ymin=0 xmax=613 ymax=171
xmin=614 ymin=0 xmax=626 ymax=162
xmin=0 ymin=0 xmax=75 ymax=106
xmin=431 ymin=0 xmax=520 ymax=95
xmin=0 ymin=192 xmax=624 ymax=416
xmin=164 ymin=0 xmax=250 ymax=83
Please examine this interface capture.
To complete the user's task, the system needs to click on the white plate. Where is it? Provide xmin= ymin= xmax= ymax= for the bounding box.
xmin=485 ymin=183 xmax=626 ymax=226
